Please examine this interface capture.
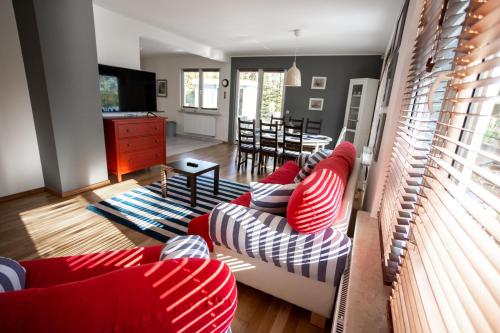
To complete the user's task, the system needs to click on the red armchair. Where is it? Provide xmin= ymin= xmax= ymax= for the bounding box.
xmin=0 ymin=246 xmax=237 ymax=333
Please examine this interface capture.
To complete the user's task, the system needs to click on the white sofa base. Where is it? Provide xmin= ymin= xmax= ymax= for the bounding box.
xmin=211 ymin=244 xmax=337 ymax=318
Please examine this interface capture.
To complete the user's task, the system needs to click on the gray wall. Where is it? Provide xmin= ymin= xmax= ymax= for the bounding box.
xmin=229 ymin=56 xmax=383 ymax=146
xmin=13 ymin=0 xmax=108 ymax=193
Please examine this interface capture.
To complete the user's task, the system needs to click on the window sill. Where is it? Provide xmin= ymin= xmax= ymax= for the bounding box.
xmin=178 ymin=109 xmax=222 ymax=117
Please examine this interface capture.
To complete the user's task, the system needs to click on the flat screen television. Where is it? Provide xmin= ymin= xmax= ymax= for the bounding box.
xmin=98 ymin=64 xmax=157 ymax=112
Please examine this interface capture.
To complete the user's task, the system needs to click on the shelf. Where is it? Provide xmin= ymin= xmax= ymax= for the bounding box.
xmin=346 ymin=129 xmax=356 ymax=133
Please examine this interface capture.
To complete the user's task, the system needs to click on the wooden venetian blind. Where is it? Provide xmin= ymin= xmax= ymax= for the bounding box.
xmin=379 ymin=0 xmax=469 ymax=283
xmin=390 ymin=0 xmax=500 ymax=332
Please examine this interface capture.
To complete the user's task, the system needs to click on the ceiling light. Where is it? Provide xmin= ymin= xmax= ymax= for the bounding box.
xmin=285 ymin=29 xmax=301 ymax=87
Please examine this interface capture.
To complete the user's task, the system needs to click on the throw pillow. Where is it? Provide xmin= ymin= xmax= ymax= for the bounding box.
xmin=159 ymin=235 xmax=210 ymax=260
xmin=249 ymin=182 xmax=298 ymax=214
xmin=0 ymin=257 xmax=26 ymax=292
xmin=287 ymin=142 xmax=356 ymax=233
xmin=293 ymin=149 xmax=332 ymax=183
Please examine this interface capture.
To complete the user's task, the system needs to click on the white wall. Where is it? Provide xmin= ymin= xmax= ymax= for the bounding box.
xmin=141 ymin=54 xmax=231 ymax=142
xmin=364 ymin=0 xmax=424 ymax=217
xmin=93 ymin=5 xmax=227 ymax=70
xmin=0 ymin=0 xmax=44 ymax=197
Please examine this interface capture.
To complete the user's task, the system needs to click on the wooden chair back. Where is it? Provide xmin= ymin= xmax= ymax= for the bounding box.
xmin=271 ymin=115 xmax=285 ymax=131
xmin=238 ymin=118 xmax=256 ymax=151
xmin=283 ymin=120 xmax=304 ymax=158
xmin=306 ymin=118 xmax=322 ymax=134
xmin=259 ymin=120 xmax=279 ymax=152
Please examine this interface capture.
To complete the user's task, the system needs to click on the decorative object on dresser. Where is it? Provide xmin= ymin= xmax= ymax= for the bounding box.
xmin=343 ymin=78 xmax=379 ymax=155
xmin=103 ymin=117 xmax=166 ymax=182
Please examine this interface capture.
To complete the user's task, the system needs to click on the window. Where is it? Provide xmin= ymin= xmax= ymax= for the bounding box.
xmin=236 ymin=69 xmax=285 ymax=123
xmin=182 ymin=70 xmax=199 ymax=108
xmin=202 ymin=70 xmax=219 ymax=109
xmin=379 ymin=0 xmax=500 ymax=331
xmin=182 ymin=69 xmax=219 ymax=109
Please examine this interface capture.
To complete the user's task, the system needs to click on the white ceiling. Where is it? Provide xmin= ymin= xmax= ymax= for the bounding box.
xmin=95 ymin=0 xmax=404 ymax=58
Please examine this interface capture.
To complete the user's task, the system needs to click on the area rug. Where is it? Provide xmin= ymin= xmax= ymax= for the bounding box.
xmin=87 ymin=174 xmax=249 ymax=242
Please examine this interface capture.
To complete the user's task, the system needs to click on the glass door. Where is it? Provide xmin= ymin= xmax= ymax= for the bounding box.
xmin=260 ymin=71 xmax=285 ymax=122
xmin=236 ymin=69 xmax=285 ymax=123
xmin=237 ymin=71 xmax=259 ymax=120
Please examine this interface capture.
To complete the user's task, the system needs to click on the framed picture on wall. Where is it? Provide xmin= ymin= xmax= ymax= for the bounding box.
xmin=311 ymin=76 xmax=327 ymax=89
xmin=157 ymin=79 xmax=167 ymax=97
xmin=308 ymin=98 xmax=324 ymax=111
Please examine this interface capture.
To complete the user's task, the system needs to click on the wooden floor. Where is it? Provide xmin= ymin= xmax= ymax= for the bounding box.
xmin=0 ymin=143 xmax=329 ymax=333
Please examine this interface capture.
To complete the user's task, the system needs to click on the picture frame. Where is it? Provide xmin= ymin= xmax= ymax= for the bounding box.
xmin=308 ymin=98 xmax=324 ymax=111
xmin=311 ymin=76 xmax=327 ymax=90
xmin=156 ymin=79 xmax=167 ymax=97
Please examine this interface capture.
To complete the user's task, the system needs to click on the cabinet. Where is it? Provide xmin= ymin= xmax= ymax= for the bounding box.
xmin=103 ymin=117 xmax=166 ymax=182
xmin=343 ymin=78 xmax=379 ymax=155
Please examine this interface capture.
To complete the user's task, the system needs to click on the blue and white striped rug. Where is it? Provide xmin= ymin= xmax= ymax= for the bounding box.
xmin=87 ymin=174 xmax=250 ymax=242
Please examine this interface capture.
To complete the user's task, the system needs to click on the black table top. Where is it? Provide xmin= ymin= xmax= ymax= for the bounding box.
xmin=167 ymin=158 xmax=219 ymax=175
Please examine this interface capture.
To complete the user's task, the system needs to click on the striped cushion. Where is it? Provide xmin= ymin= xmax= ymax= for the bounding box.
xmin=0 ymin=257 xmax=26 ymax=292
xmin=249 ymin=182 xmax=298 ymax=214
xmin=293 ymin=149 xmax=332 ymax=183
xmin=159 ymin=235 xmax=210 ymax=260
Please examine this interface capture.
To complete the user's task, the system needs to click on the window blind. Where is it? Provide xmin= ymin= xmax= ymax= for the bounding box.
xmin=379 ymin=0 xmax=469 ymax=283
xmin=388 ymin=0 xmax=500 ymax=332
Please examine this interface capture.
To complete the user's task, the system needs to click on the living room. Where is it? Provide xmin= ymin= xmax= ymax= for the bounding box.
xmin=1 ymin=0 xmax=498 ymax=332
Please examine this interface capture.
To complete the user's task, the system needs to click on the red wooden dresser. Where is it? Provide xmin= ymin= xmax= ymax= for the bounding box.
xmin=103 ymin=117 xmax=166 ymax=182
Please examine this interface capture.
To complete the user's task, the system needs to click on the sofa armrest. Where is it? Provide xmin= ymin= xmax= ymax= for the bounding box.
xmin=332 ymin=158 xmax=361 ymax=234
xmin=209 ymin=203 xmax=351 ymax=285
xmin=21 ymin=245 xmax=164 ymax=288
xmin=0 ymin=258 xmax=236 ymax=333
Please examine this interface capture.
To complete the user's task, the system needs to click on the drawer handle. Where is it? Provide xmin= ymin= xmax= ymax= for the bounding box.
xmin=127 ymin=143 xmax=131 ymax=147
xmin=126 ymin=129 xmax=130 ymax=133
xmin=155 ymin=139 xmax=159 ymax=143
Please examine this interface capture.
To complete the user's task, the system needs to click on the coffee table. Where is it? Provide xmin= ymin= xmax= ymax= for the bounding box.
xmin=166 ymin=159 xmax=220 ymax=207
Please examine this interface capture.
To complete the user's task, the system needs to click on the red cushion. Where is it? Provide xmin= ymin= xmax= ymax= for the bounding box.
xmin=188 ymin=161 xmax=301 ymax=249
xmin=287 ymin=142 xmax=356 ymax=233
xmin=1 ymin=257 xmax=236 ymax=333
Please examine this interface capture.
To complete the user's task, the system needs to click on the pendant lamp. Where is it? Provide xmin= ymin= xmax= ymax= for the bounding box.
xmin=285 ymin=29 xmax=301 ymax=87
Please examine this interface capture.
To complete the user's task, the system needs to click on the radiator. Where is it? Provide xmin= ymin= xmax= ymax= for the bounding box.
xmin=332 ymin=255 xmax=351 ymax=333
xmin=183 ymin=113 xmax=216 ymax=136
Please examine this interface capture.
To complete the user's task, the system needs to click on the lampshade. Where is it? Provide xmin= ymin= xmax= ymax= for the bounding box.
xmin=285 ymin=61 xmax=301 ymax=87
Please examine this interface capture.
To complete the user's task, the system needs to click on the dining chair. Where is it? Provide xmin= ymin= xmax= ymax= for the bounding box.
xmin=258 ymin=120 xmax=280 ymax=173
xmin=271 ymin=115 xmax=285 ymax=131
xmin=305 ymin=118 xmax=322 ymax=134
xmin=237 ymin=118 xmax=259 ymax=174
xmin=282 ymin=120 xmax=304 ymax=162
xmin=287 ymin=117 xmax=304 ymax=131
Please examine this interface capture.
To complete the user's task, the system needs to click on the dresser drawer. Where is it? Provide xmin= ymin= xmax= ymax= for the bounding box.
xmin=119 ymin=148 xmax=164 ymax=172
xmin=118 ymin=122 xmax=163 ymax=138
xmin=119 ymin=135 xmax=163 ymax=153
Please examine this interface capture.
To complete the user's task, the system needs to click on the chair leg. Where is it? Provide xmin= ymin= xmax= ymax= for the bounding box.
xmin=251 ymin=152 xmax=256 ymax=174
xmin=237 ymin=150 xmax=242 ymax=171
xmin=273 ymin=154 xmax=277 ymax=172
xmin=245 ymin=153 xmax=248 ymax=168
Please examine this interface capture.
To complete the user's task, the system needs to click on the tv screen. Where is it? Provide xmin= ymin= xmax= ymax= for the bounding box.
xmin=98 ymin=65 xmax=157 ymax=112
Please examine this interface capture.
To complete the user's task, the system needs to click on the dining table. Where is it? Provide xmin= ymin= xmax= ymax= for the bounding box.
xmin=258 ymin=131 xmax=333 ymax=152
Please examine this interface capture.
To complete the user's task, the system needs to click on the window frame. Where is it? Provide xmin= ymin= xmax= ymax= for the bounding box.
xmin=181 ymin=68 xmax=220 ymax=110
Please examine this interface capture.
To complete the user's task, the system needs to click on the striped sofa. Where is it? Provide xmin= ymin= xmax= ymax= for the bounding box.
xmin=188 ymin=145 xmax=360 ymax=319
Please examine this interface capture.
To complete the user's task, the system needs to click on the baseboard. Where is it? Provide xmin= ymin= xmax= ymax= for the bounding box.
xmin=45 ymin=179 xmax=111 ymax=198
xmin=0 ymin=187 xmax=45 ymax=203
